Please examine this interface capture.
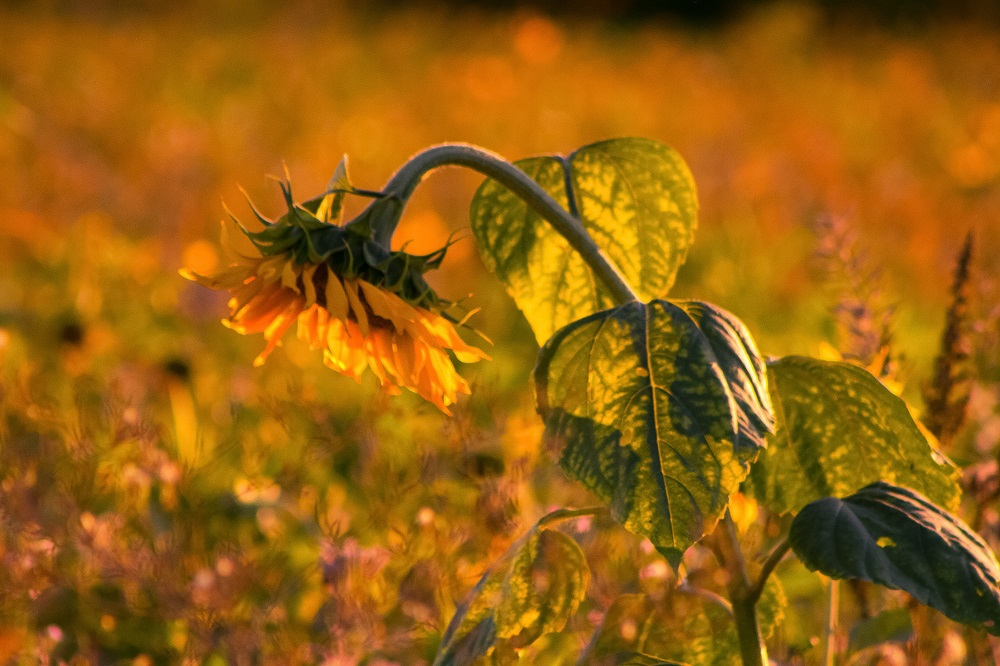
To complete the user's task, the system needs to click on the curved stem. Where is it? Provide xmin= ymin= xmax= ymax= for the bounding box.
xmin=537 ymin=506 xmax=609 ymax=528
xmin=748 ymin=538 xmax=791 ymax=603
xmin=678 ymin=580 xmax=734 ymax=618
xmin=361 ymin=143 xmax=640 ymax=305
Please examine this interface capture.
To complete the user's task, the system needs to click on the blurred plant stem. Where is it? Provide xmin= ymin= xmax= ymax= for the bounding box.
xmin=825 ymin=578 xmax=840 ymax=666
xmin=360 ymin=143 xmax=640 ymax=304
xmin=537 ymin=506 xmax=609 ymax=527
xmin=707 ymin=511 xmax=768 ymax=666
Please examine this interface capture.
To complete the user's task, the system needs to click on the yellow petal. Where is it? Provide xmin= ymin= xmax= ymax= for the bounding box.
xmin=230 ymin=287 xmax=294 ymax=333
xmin=359 ymin=280 xmax=417 ymax=333
xmin=324 ymin=273 xmax=350 ymax=322
xmin=342 ymin=279 xmax=370 ymax=336
xmin=296 ymin=305 xmax=320 ymax=349
xmin=254 ymin=300 xmax=302 ymax=366
xmin=314 ymin=306 xmax=330 ymax=349
xmin=323 ymin=320 xmax=364 ymax=380
xmin=414 ymin=309 xmax=490 ymax=363
xmin=364 ymin=335 xmax=391 ymax=385
xmin=256 ymin=255 xmax=286 ymax=281
xmin=373 ymin=330 xmax=399 ymax=380
xmin=392 ymin=333 xmax=417 ymax=384
xmin=281 ymin=261 xmax=300 ymax=292
xmin=219 ymin=218 xmax=262 ymax=261
xmin=180 ymin=263 xmax=256 ymax=290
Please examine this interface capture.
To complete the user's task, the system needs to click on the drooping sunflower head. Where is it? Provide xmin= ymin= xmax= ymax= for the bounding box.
xmin=182 ymin=165 xmax=489 ymax=414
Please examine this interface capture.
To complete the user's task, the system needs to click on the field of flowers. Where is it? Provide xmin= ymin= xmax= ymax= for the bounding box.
xmin=1 ymin=3 xmax=999 ymax=664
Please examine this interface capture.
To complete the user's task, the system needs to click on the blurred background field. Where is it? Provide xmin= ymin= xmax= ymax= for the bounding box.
xmin=1 ymin=1 xmax=1000 ymax=663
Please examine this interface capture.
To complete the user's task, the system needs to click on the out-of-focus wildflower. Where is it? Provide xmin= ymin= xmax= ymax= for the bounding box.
xmin=182 ymin=165 xmax=488 ymax=413
xmin=727 ymin=492 xmax=759 ymax=533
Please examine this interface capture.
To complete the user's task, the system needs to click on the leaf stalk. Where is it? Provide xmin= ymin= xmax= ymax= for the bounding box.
xmin=536 ymin=506 xmax=609 ymax=527
xmin=678 ymin=580 xmax=734 ymax=618
xmin=749 ymin=538 xmax=791 ymax=603
xmin=711 ymin=511 xmax=768 ymax=666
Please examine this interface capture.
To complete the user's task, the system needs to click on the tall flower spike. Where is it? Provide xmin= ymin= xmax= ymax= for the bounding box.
xmin=182 ymin=170 xmax=489 ymax=414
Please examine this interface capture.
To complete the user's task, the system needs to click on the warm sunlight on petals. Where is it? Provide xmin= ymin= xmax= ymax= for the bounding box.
xmin=183 ymin=230 xmax=487 ymax=413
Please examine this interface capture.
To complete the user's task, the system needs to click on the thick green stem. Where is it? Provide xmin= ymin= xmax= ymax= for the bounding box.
xmin=360 ymin=143 xmax=640 ymax=305
xmin=731 ymin=593 xmax=767 ymax=666
xmin=712 ymin=512 xmax=768 ymax=666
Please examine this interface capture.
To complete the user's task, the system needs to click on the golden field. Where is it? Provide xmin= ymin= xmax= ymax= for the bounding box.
xmin=1 ymin=3 xmax=999 ymax=663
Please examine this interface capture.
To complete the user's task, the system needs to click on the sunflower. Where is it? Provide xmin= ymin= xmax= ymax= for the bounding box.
xmin=182 ymin=172 xmax=489 ymax=414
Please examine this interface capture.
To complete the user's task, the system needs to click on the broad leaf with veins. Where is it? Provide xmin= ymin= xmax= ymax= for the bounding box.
xmin=790 ymin=482 xmax=1000 ymax=635
xmin=747 ymin=356 xmax=960 ymax=515
xmin=471 ymin=138 xmax=698 ymax=344
xmin=433 ymin=518 xmax=589 ymax=665
xmin=535 ymin=299 xmax=771 ymax=567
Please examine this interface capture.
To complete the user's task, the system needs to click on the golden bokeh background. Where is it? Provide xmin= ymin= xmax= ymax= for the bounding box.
xmin=1 ymin=3 xmax=999 ymax=663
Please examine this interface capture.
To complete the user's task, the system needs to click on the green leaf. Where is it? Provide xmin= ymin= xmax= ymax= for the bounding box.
xmin=434 ymin=519 xmax=589 ymax=665
xmin=673 ymin=301 xmax=774 ymax=460
xmin=789 ymin=481 xmax=1000 ymax=635
xmin=579 ymin=577 xmax=785 ymax=666
xmin=535 ymin=300 xmax=768 ymax=567
xmin=471 ymin=138 xmax=697 ymax=344
xmin=746 ymin=356 xmax=960 ymax=515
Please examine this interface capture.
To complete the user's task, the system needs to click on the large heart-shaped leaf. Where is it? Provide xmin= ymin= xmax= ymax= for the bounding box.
xmin=578 ymin=577 xmax=785 ymax=665
xmin=471 ymin=138 xmax=697 ymax=344
xmin=746 ymin=356 xmax=960 ymax=515
xmin=535 ymin=300 xmax=770 ymax=566
xmin=434 ymin=519 xmax=589 ymax=665
xmin=789 ymin=482 xmax=1000 ymax=635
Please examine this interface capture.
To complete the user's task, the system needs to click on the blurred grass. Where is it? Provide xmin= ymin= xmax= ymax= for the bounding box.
xmin=1 ymin=3 xmax=999 ymax=663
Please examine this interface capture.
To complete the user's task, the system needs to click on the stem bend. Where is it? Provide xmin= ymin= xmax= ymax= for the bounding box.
xmin=362 ymin=143 xmax=640 ymax=306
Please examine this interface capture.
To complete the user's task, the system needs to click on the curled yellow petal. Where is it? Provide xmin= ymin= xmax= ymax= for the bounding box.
xmin=183 ymin=221 xmax=490 ymax=412
xmin=342 ymin=278 xmax=369 ymax=336
xmin=324 ymin=273 xmax=350 ymax=321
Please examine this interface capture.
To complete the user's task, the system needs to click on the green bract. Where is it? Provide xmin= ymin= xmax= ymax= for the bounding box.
xmin=231 ymin=164 xmax=456 ymax=312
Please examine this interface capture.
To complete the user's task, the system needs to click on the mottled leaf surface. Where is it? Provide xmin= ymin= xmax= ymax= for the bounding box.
xmin=434 ymin=522 xmax=589 ymax=665
xmin=471 ymin=138 xmax=697 ymax=344
xmin=790 ymin=482 xmax=1000 ymax=635
xmin=747 ymin=356 xmax=960 ymax=515
xmin=535 ymin=300 xmax=761 ymax=567
xmin=673 ymin=301 xmax=774 ymax=460
xmin=579 ymin=577 xmax=785 ymax=665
